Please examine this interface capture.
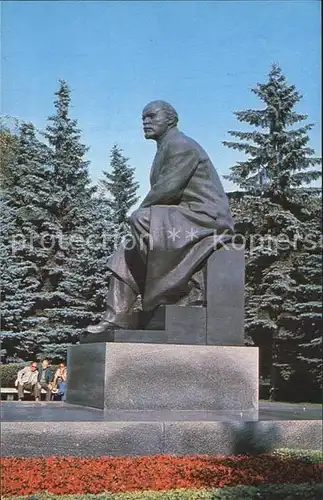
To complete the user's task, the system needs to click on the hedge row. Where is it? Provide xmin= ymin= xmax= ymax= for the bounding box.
xmin=5 ymin=483 xmax=323 ymax=499
xmin=0 ymin=363 xmax=26 ymax=387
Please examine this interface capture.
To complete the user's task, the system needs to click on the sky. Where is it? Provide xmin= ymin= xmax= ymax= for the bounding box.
xmin=1 ymin=0 xmax=321 ymax=202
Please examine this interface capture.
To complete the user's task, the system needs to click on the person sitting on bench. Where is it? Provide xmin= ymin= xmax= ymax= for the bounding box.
xmin=35 ymin=358 xmax=54 ymax=401
xmin=15 ymin=362 xmax=39 ymax=401
xmin=52 ymin=362 xmax=67 ymax=401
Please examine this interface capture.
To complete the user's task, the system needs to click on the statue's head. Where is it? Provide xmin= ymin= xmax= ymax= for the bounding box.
xmin=142 ymin=100 xmax=178 ymax=141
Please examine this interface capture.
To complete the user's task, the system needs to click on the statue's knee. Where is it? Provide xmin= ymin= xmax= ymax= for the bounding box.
xmin=129 ymin=209 xmax=149 ymax=227
xmin=129 ymin=210 xmax=139 ymax=225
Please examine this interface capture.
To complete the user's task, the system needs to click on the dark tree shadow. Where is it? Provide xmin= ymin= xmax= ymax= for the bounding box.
xmin=230 ymin=421 xmax=280 ymax=456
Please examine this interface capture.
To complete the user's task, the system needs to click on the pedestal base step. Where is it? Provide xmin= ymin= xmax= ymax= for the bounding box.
xmin=2 ymin=420 xmax=321 ymax=457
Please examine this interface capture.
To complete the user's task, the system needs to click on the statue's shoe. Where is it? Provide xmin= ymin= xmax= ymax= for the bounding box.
xmin=86 ymin=321 xmax=122 ymax=334
xmin=86 ymin=310 xmax=139 ymax=333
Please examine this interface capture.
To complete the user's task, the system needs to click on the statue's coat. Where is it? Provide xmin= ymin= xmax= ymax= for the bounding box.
xmin=108 ymin=127 xmax=235 ymax=310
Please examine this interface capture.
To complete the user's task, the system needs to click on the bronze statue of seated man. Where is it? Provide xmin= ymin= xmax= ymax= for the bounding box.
xmin=87 ymin=100 xmax=234 ymax=334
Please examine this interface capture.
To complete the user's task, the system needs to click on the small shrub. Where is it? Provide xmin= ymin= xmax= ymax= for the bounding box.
xmin=0 ymin=363 xmax=26 ymax=387
xmin=273 ymin=448 xmax=323 ymax=464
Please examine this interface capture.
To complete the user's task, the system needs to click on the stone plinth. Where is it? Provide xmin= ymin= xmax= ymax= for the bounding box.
xmin=79 ymin=327 xmax=206 ymax=345
xmin=206 ymin=244 xmax=245 ymax=345
xmin=67 ymin=342 xmax=258 ymax=419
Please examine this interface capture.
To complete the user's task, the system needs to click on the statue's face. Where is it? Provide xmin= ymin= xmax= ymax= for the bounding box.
xmin=142 ymin=104 xmax=170 ymax=140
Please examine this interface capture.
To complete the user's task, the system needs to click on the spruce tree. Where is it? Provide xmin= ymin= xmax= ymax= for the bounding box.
xmin=225 ymin=65 xmax=322 ymax=402
xmin=272 ymin=196 xmax=322 ymax=402
xmin=223 ymin=64 xmax=321 ymax=201
xmin=59 ymin=197 xmax=116 ymax=335
xmin=1 ymin=83 xmax=118 ymax=362
xmin=44 ymin=80 xmax=95 ymax=225
xmin=99 ymin=144 xmax=139 ymax=236
xmin=0 ymin=197 xmax=26 ymax=360
xmin=0 ymin=122 xmax=53 ymax=360
xmin=228 ymin=191 xmax=322 ymax=402
xmin=35 ymin=80 xmax=97 ymax=360
xmin=0 ymin=118 xmax=19 ymax=189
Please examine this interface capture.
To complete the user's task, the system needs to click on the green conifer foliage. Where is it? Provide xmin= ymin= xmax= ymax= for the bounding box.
xmin=35 ymin=80 xmax=100 ymax=359
xmin=225 ymin=66 xmax=322 ymax=402
xmin=100 ymin=144 xmax=139 ymax=234
xmin=223 ymin=64 xmax=321 ymax=198
xmin=1 ymin=83 xmax=123 ymax=361
xmin=0 ymin=123 xmax=52 ymax=359
xmin=0 ymin=119 xmax=19 ymax=189
xmin=0 ymin=198 xmax=28 ymax=360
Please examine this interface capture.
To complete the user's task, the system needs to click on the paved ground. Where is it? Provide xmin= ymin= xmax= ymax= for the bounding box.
xmin=259 ymin=402 xmax=322 ymax=421
xmin=1 ymin=400 xmax=322 ymax=421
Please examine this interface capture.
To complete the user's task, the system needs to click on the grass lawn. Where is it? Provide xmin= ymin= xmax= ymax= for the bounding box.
xmin=5 ymin=484 xmax=323 ymax=499
xmin=259 ymin=399 xmax=322 ymax=407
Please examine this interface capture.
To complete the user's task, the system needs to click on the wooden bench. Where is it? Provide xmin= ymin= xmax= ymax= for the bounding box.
xmin=1 ymin=387 xmax=47 ymax=401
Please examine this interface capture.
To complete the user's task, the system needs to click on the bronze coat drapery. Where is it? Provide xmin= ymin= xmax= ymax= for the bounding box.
xmin=108 ymin=127 xmax=235 ymax=311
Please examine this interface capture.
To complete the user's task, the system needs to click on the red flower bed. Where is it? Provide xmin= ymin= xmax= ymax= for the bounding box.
xmin=1 ymin=455 xmax=322 ymax=497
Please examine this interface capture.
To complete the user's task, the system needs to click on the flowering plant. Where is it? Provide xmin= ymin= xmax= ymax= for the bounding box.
xmin=1 ymin=454 xmax=322 ymax=498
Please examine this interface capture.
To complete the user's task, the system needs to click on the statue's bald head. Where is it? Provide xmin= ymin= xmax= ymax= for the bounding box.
xmin=143 ymin=100 xmax=179 ymax=127
xmin=142 ymin=100 xmax=179 ymax=141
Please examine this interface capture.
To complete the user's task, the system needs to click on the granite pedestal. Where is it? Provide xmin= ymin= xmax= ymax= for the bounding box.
xmin=67 ymin=343 xmax=258 ymax=419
